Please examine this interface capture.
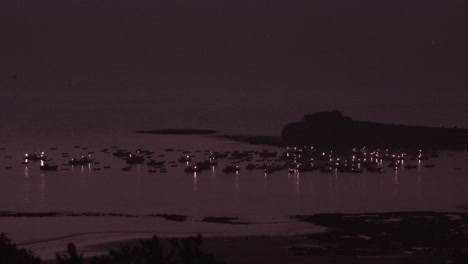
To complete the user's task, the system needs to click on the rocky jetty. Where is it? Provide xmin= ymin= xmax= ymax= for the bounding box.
xmin=281 ymin=111 xmax=468 ymax=149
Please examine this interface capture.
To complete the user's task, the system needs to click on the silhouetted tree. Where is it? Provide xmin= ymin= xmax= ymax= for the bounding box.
xmin=0 ymin=233 xmax=41 ymax=264
xmin=173 ymin=235 xmax=220 ymax=264
xmin=89 ymin=235 xmax=223 ymax=264
xmin=56 ymin=243 xmax=84 ymax=264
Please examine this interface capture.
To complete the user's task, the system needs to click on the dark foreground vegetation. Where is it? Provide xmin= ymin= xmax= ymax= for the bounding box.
xmin=282 ymin=111 xmax=468 ymax=149
xmin=4 ymin=211 xmax=468 ymax=264
xmin=0 ymin=233 xmax=223 ymax=264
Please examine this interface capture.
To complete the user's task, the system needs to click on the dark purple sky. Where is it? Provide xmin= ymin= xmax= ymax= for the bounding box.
xmin=1 ymin=0 xmax=467 ymax=111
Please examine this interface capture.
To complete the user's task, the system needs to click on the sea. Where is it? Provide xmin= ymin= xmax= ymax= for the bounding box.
xmin=0 ymin=102 xmax=467 ymax=259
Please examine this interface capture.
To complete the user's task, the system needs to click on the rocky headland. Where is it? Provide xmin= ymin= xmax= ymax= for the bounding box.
xmin=281 ymin=111 xmax=468 ymax=149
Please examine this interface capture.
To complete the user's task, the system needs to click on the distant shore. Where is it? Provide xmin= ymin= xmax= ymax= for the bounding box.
xmin=135 ymin=129 xmax=217 ymax=135
xmin=216 ymin=134 xmax=284 ymax=147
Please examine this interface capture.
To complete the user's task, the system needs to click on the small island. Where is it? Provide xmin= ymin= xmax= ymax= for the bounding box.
xmin=282 ymin=111 xmax=468 ymax=149
xmin=135 ymin=129 xmax=217 ymax=135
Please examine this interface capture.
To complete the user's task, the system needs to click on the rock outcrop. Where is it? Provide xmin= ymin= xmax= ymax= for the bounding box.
xmin=281 ymin=111 xmax=468 ymax=149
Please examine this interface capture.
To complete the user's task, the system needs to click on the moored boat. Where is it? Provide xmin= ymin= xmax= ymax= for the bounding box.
xmin=69 ymin=155 xmax=93 ymax=165
xmin=40 ymin=163 xmax=58 ymax=171
xmin=223 ymin=165 xmax=240 ymax=173
xmin=184 ymin=165 xmax=202 ymax=173
xmin=24 ymin=151 xmax=47 ymax=161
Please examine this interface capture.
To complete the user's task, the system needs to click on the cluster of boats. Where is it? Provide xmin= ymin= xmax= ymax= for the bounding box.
xmin=23 ymin=151 xmax=57 ymax=171
xmin=18 ymin=145 xmax=441 ymax=176
xmin=23 ymin=151 xmax=96 ymax=171
xmin=180 ymin=147 xmax=440 ymax=175
xmin=110 ymin=146 xmax=440 ymax=175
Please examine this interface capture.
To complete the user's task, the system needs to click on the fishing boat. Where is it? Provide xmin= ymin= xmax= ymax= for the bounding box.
xmin=184 ymin=165 xmax=202 ymax=173
xmin=69 ymin=155 xmax=93 ymax=165
xmin=125 ymin=154 xmax=145 ymax=164
xmin=223 ymin=165 xmax=240 ymax=173
xmin=24 ymin=151 xmax=47 ymax=161
xmin=40 ymin=163 xmax=58 ymax=171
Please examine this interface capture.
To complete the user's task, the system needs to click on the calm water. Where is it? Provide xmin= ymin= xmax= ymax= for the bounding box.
xmin=0 ymin=104 xmax=467 ymax=258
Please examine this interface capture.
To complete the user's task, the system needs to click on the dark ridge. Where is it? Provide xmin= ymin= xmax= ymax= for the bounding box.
xmin=216 ymin=135 xmax=283 ymax=147
xmin=135 ymin=129 xmax=216 ymax=135
xmin=152 ymin=214 xmax=188 ymax=222
xmin=0 ymin=212 xmax=245 ymax=225
xmin=282 ymin=111 xmax=468 ymax=149
xmin=201 ymin=217 xmax=249 ymax=225
xmin=0 ymin=211 xmax=61 ymax=217
xmin=107 ymin=213 xmax=137 ymax=218
xmin=0 ymin=211 xmax=140 ymax=218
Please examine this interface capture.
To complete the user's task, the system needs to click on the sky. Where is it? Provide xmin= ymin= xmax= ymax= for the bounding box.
xmin=1 ymin=0 xmax=467 ymax=120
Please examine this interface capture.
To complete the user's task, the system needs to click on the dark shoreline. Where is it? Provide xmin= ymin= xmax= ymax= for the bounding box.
xmin=100 ymin=211 xmax=468 ymax=263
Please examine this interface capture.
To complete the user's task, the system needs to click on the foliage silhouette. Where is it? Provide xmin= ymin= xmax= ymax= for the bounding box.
xmin=0 ymin=233 xmax=41 ymax=264
xmin=56 ymin=243 xmax=84 ymax=264
xmin=0 ymin=233 xmax=222 ymax=264
xmin=86 ymin=234 xmax=223 ymax=264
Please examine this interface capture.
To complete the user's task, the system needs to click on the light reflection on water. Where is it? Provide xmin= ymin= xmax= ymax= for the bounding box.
xmin=393 ymin=169 xmax=399 ymax=185
xmin=23 ymin=166 xmax=30 ymax=203
xmin=0 ymin=135 xmax=467 ymax=233
xmin=193 ymin=172 xmax=198 ymax=194
xmin=39 ymin=172 xmax=45 ymax=204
